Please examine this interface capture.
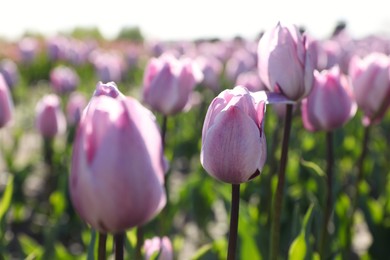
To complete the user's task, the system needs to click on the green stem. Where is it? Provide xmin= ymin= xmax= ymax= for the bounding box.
xmin=319 ymin=131 xmax=334 ymax=258
xmin=227 ymin=184 xmax=240 ymax=260
xmin=345 ymin=125 xmax=370 ymax=255
xmin=161 ymin=115 xmax=168 ymax=150
xmin=114 ymin=232 xmax=124 ymax=260
xmin=269 ymin=104 xmax=293 ymax=260
xmin=98 ymin=232 xmax=107 ymax=260
xmin=135 ymin=226 xmax=144 ymax=259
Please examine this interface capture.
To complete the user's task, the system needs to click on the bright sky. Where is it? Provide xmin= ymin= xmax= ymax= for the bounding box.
xmin=1 ymin=0 xmax=389 ymax=41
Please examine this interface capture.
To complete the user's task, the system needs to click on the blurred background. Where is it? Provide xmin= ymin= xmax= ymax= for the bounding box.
xmin=1 ymin=0 xmax=390 ymax=42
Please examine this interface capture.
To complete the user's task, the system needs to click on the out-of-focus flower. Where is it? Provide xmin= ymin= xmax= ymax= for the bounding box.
xmin=0 ymin=59 xmax=19 ymax=89
xmin=69 ymin=82 xmax=166 ymax=234
xmin=235 ymin=70 xmax=267 ymax=92
xmin=0 ymin=75 xmax=13 ymax=128
xmin=35 ymin=94 xmax=66 ymax=138
xmin=201 ymin=86 xmax=266 ymax=184
xmin=349 ymin=52 xmax=390 ymax=126
xmin=66 ymin=92 xmax=87 ymax=125
xmin=257 ymin=22 xmax=315 ymax=101
xmin=90 ymin=50 xmax=126 ymax=83
xmin=144 ymin=236 xmax=173 ymax=260
xmin=142 ymin=53 xmax=203 ymax=115
xmin=225 ymin=49 xmax=256 ymax=83
xmin=18 ymin=37 xmax=38 ymax=63
xmin=50 ymin=65 xmax=80 ymax=94
xmin=196 ymin=55 xmax=223 ymax=92
xmin=301 ymin=66 xmax=357 ymax=132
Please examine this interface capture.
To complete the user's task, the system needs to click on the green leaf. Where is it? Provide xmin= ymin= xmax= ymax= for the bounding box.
xmin=87 ymin=229 xmax=96 ymax=260
xmin=288 ymin=204 xmax=315 ymax=260
xmin=0 ymin=175 xmax=14 ymax=221
xmin=191 ymin=243 xmax=213 ymax=260
xmin=49 ymin=191 xmax=66 ymax=218
xmin=19 ymin=234 xmax=43 ymax=258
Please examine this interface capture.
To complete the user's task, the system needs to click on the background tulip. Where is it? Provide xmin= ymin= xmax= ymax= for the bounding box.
xmin=349 ymin=52 xmax=390 ymax=126
xmin=69 ymin=82 xmax=166 ymax=234
xmin=257 ymin=22 xmax=315 ymax=101
xmin=35 ymin=94 xmax=66 ymax=138
xmin=144 ymin=236 xmax=173 ymax=260
xmin=201 ymin=86 xmax=266 ymax=184
xmin=142 ymin=53 xmax=203 ymax=115
xmin=0 ymin=74 xmax=13 ymax=128
xmin=301 ymin=66 xmax=357 ymax=132
xmin=50 ymin=65 xmax=80 ymax=94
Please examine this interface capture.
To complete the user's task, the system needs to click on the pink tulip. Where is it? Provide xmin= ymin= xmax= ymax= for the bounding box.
xmin=35 ymin=94 xmax=66 ymax=138
xmin=201 ymin=86 xmax=267 ymax=184
xmin=144 ymin=236 xmax=173 ymax=260
xmin=301 ymin=66 xmax=357 ymax=132
xmin=0 ymin=75 xmax=13 ymax=128
xmin=235 ymin=70 xmax=267 ymax=92
xmin=69 ymin=82 xmax=166 ymax=234
xmin=349 ymin=52 xmax=390 ymax=126
xmin=66 ymin=92 xmax=87 ymax=125
xmin=257 ymin=22 xmax=315 ymax=101
xmin=0 ymin=59 xmax=19 ymax=89
xmin=50 ymin=65 xmax=80 ymax=94
xmin=142 ymin=53 xmax=203 ymax=115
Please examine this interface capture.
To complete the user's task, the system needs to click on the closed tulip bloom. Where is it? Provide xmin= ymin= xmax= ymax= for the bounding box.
xmin=201 ymin=86 xmax=266 ymax=184
xmin=35 ymin=94 xmax=66 ymax=138
xmin=69 ymin=82 xmax=166 ymax=234
xmin=66 ymin=92 xmax=87 ymax=125
xmin=50 ymin=65 xmax=80 ymax=94
xmin=144 ymin=236 xmax=173 ymax=260
xmin=0 ymin=75 xmax=13 ymax=128
xmin=349 ymin=52 xmax=390 ymax=125
xmin=258 ymin=22 xmax=315 ymax=101
xmin=301 ymin=66 xmax=357 ymax=132
xmin=142 ymin=53 xmax=203 ymax=115
xmin=0 ymin=59 xmax=19 ymax=89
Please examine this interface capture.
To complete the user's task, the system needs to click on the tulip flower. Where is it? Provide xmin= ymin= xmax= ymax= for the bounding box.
xmin=0 ymin=59 xmax=19 ymax=89
xmin=0 ymin=75 xmax=13 ymax=128
xmin=144 ymin=236 xmax=173 ymax=260
xmin=50 ymin=65 xmax=80 ymax=94
xmin=69 ymin=81 xmax=166 ymax=234
xmin=201 ymin=85 xmax=266 ymax=184
xmin=257 ymin=22 xmax=315 ymax=101
xmin=301 ymin=66 xmax=357 ymax=132
xmin=142 ymin=53 xmax=203 ymax=116
xmin=66 ymin=92 xmax=87 ymax=126
xmin=349 ymin=52 xmax=390 ymax=126
xmin=35 ymin=94 xmax=66 ymax=138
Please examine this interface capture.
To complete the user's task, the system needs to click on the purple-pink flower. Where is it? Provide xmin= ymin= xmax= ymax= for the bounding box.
xmin=201 ymin=86 xmax=266 ymax=184
xmin=0 ymin=74 xmax=13 ymax=128
xmin=35 ymin=94 xmax=66 ymax=138
xmin=257 ymin=22 xmax=315 ymax=101
xmin=301 ymin=66 xmax=357 ymax=132
xmin=142 ymin=53 xmax=203 ymax=115
xmin=349 ymin=52 xmax=390 ymax=126
xmin=69 ymin=82 xmax=166 ymax=233
xmin=143 ymin=236 xmax=173 ymax=260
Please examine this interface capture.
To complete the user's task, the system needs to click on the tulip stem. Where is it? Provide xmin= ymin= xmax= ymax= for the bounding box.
xmin=227 ymin=184 xmax=240 ymax=260
xmin=114 ymin=232 xmax=124 ymax=260
xmin=161 ymin=115 xmax=168 ymax=150
xmin=345 ymin=125 xmax=370 ymax=255
xmin=319 ymin=131 xmax=334 ymax=258
xmin=135 ymin=226 xmax=144 ymax=259
xmin=269 ymin=104 xmax=293 ymax=260
xmin=98 ymin=232 xmax=107 ymax=260
xmin=43 ymin=137 xmax=54 ymax=167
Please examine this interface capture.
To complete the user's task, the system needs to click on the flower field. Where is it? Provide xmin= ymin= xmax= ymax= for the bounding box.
xmin=1 ymin=23 xmax=390 ymax=259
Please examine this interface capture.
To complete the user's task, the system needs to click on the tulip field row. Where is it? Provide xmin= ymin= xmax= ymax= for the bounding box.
xmin=1 ymin=22 xmax=390 ymax=259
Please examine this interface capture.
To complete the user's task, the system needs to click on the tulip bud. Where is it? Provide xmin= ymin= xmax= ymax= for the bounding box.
xmin=0 ymin=59 xmax=19 ymax=89
xmin=258 ymin=22 xmax=315 ymax=101
xmin=301 ymin=66 xmax=357 ymax=132
xmin=349 ymin=52 xmax=390 ymax=126
xmin=201 ymin=86 xmax=267 ymax=184
xmin=35 ymin=94 xmax=66 ymax=138
xmin=66 ymin=92 xmax=87 ymax=125
xmin=69 ymin=82 xmax=166 ymax=233
xmin=142 ymin=53 xmax=203 ymax=115
xmin=50 ymin=65 xmax=80 ymax=94
xmin=0 ymin=75 xmax=13 ymax=128
xmin=144 ymin=236 xmax=173 ymax=260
